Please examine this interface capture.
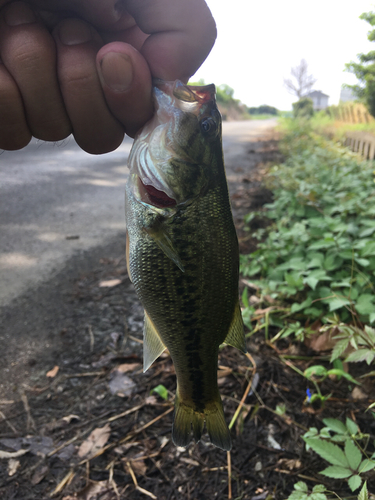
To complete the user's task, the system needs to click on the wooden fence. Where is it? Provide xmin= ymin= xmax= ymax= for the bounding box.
xmin=329 ymin=102 xmax=374 ymax=124
xmin=344 ymin=131 xmax=375 ymax=159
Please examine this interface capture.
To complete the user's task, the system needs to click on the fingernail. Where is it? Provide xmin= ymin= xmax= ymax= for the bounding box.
xmin=99 ymin=52 xmax=133 ymax=92
xmin=5 ymin=2 xmax=36 ymax=26
xmin=58 ymin=19 xmax=92 ymax=46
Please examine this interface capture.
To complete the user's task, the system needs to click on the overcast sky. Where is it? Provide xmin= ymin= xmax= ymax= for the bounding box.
xmin=192 ymin=0 xmax=375 ymax=110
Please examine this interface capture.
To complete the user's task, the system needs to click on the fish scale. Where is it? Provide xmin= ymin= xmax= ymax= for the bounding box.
xmin=125 ymin=80 xmax=246 ymax=450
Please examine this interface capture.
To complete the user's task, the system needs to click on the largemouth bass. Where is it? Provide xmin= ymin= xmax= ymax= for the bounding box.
xmin=125 ymin=80 xmax=246 ymax=451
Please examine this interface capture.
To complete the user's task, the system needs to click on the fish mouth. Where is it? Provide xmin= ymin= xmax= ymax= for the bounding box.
xmin=137 ymin=177 xmax=177 ymax=209
xmin=154 ymin=79 xmax=216 ymax=110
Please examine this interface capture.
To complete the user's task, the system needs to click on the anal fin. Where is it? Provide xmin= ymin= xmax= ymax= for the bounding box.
xmin=143 ymin=311 xmax=166 ymax=372
xmin=223 ymin=302 xmax=247 ymax=353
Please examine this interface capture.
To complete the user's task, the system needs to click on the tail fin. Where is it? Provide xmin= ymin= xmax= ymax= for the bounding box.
xmin=172 ymin=392 xmax=232 ymax=451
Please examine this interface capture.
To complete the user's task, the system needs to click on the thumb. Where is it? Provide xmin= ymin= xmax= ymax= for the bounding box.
xmin=96 ymin=42 xmax=153 ymax=138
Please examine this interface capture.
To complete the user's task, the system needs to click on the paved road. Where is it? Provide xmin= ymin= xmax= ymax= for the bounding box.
xmin=0 ymin=119 xmax=276 ymax=308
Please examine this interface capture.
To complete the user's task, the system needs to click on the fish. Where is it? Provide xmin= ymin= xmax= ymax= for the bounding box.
xmin=124 ymin=79 xmax=246 ymax=451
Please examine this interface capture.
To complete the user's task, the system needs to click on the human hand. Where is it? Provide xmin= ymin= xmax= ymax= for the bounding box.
xmin=0 ymin=0 xmax=216 ymax=153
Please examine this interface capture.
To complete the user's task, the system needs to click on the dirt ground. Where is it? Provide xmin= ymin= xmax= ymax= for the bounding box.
xmin=1 ymin=133 xmax=374 ymax=499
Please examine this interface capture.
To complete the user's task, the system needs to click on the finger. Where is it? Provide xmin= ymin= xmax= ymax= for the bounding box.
xmin=53 ymin=18 xmax=125 ymax=154
xmin=0 ymin=62 xmax=31 ymax=150
xmin=124 ymin=0 xmax=217 ymax=82
xmin=0 ymin=1 xmax=71 ymax=142
xmin=28 ymin=0 xmax=137 ymax=31
xmin=96 ymin=42 xmax=153 ymax=138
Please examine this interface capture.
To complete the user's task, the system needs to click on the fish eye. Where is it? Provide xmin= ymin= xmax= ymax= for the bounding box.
xmin=200 ymin=117 xmax=217 ymax=136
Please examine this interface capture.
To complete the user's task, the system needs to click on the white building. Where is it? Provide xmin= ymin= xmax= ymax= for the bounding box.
xmin=306 ymin=90 xmax=329 ymax=111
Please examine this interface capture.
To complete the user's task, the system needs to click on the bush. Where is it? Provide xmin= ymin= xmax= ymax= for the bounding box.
xmin=293 ymin=97 xmax=314 ymax=118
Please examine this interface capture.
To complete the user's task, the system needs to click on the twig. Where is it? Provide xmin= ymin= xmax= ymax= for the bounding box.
xmin=0 ymin=410 xmax=18 ymax=434
xmin=19 ymin=389 xmax=35 ymax=432
xmin=126 ymin=461 xmax=157 ymax=499
xmin=227 ymin=451 xmax=232 ymax=500
xmin=128 ymin=335 xmax=143 ymax=345
xmin=47 ymin=435 xmax=79 ymax=458
xmin=228 ymin=353 xmax=257 ymax=430
xmin=108 ymin=405 xmax=144 ymax=422
xmin=50 ymin=469 xmax=75 ymax=496
xmin=120 ymin=407 xmax=173 ymax=444
xmin=107 ymin=460 xmax=120 ymax=500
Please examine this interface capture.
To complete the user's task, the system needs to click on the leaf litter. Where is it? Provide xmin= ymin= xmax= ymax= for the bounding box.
xmin=0 ymin=134 xmax=374 ymax=499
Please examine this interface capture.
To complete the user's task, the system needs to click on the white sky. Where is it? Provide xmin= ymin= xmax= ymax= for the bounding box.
xmin=192 ymin=0 xmax=375 ymax=110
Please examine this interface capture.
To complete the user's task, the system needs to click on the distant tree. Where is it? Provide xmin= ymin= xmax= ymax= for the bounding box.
xmin=345 ymin=11 xmax=375 ymax=117
xmin=216 ymin=84 xmax=236 ymax=104
xmin=284 ymin=59 xmax=317 ymax=99
xmin=292 ymin=97 xmax=314 ymax=118
xmin=248 ymin=105 xmax=278 ymax=115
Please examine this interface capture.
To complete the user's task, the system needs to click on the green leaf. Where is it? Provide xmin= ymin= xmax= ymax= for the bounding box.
xmin=327 ymin=296 xmax=351 ymax=311
xmin=356 ymin=294 xmax=375 ymax=316
xmin=304 ymin=269 xmax=332 ymax=290
xmin=357 ymin=481 xmax=369 ymax=500
xmin=348 ymin=475 xmax=362 ymax=492
xmin=345 ymin=439 xmax=362 ymax=470
xmin=359 ymin=459 xmax=375 ymax=473
xmin=330 ymin=338 xmax=350 ymax=362
xmin=304 ymin=438 xmax=349 ymax=467
xmin=345 ymin=349 xmax=374 ymax=363
xmin=312 ymin=485 xmax=327 ymax=493
xmin=361 ymin=240 xmax=375 ymax=257
xmin=346 ymin=418 xmax=359 ymax=436
xmin=322 ymin=418 xmax=347 ymax=434
xmin=304 ymin=365 xmax=327 ymax=379
xmin=294 ymin=482 xmax=308 ymax=492
xmin=326 ymin=369 xmax=360 ymax=385
xmin=291 ymin=297 xmax=313 ymax=313
xmin=151 ymin=384 xmax=168 ymax=400
xmin=287 ymin=492 xmax=307 ymax=500
xmin=319 ymin=465 xmax=352 ymax=478
xmin=310 ymin=494 xmax=328 ymax=500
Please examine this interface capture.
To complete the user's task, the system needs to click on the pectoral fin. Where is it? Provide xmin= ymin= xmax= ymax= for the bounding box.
xmin=145 ymin=225 xmax=185 ymax=272
xmin=223 ymin=303 xmax=247 ymax=353
xmin=143 ymin=311 xmax=166 ymax=372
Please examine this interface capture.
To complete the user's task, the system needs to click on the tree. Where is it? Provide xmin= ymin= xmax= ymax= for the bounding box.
xmin=284 ymin=59 xmax=317 ymax=99
xmin=346 ymin=11 xmax=375 ymax=117
xmin=292 ymin=97 xmax=314 ymax=118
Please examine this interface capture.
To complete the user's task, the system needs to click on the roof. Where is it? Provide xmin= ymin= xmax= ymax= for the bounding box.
xmin=306 ymin=90 xmax=329 ymax=98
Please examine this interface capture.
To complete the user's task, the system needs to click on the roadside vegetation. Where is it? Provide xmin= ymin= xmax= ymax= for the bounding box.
xmin=189 ymin=79 xmax=280 ymax=120
xmin=240 ymin=116 xmax=375 ymax=498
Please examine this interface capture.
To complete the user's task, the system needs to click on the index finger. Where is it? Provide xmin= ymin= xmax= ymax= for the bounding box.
xmin=124 ymin=0 xmax=216 ymax=82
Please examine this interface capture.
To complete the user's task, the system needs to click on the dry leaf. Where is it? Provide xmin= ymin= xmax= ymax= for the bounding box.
xmin=108 ymin=371 xmax=136 ymax=398
xmin=7 ymin=458 xmax=20 ymax=476
xmin=46 ymin=365 xmax=59 ymax=378
xmin=78 ymin=424 xmax=111 ymax=459
xmin=115 ymin=363 xmax=141 ymax=373
xmin=99 ymin=279 xmax=122 ymax=288
xmin=124 ymin=458 xmax=147 ymax=476
xmin=31 ymin=464 xmax=49 ymax=485
xmin=351 ymin=387 xmax=367 ymax=401
xmin=63 ymin=480 xmax=111 ymax=500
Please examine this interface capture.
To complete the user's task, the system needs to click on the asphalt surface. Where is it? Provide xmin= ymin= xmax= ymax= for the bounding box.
xmin=0 ymin=119 xmax=276 ymax=309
